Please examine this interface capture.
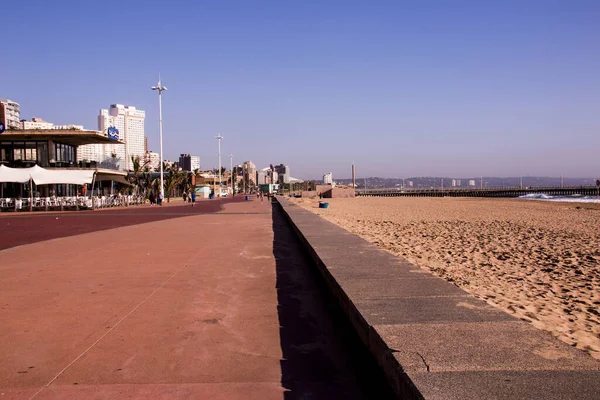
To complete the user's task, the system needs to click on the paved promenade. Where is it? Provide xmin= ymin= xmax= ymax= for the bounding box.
xmin=0 ymin=198 xmax=393 ymax=399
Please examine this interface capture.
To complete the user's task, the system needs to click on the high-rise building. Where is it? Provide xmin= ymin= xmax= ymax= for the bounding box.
xmin=0 ymin=99 xmax=20 ymax=128
xmin=179 ymin=154 xmax=192 ymax=171
xmin=323 ymin=172 xmax=333 ymax=185
xmin=469 ymin=179 xmax=476 ymax=187
xmin=178 ymin=154 xmax=200 ymax=171
xmin=257 ymin=170 xmax=267 ymax=185
xmin=452 ymin=179 xmax=462 ymax=187
xmin=144 ymin=136 xmax=148 ymax=153
xmin=144 ymin=151 xmax=160 ymax=171
xmin=78 ymin=104 xmax=145 ymax=170
xmin=273 ymin=164 xmax=290 ymax=184
xmin=243 ymin=160 xmax=256 ymax=186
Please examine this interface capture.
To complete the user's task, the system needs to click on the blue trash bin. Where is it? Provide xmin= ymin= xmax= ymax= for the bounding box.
xmin=318 ymin=202 xmax=329 ymax=209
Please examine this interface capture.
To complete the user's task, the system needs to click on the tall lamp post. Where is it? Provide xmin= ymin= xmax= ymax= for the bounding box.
xmin=215 ymin=133 xmax=223 ymax=196
xmin=151 ymin=75 xmax=167 ymax=198
xmin=229 ymin=154 xmax=234 ymax=193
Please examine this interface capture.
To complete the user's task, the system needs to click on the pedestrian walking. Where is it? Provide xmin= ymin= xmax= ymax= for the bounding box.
xmin=149 ymin=192 xmax=155 ymax=206
xmin=191 ymin=191 xmax=196 ymax=206
xmin=158 ymin=192 xmax=164 ymax=206
xmin=260 ymin=191 xmax=264 ymax=203
xmin=183 ymin=192 xmax=188 ymax=203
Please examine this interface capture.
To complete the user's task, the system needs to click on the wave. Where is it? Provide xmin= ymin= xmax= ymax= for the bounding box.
xmin=519 ymin=193 xmax=600 ymax=203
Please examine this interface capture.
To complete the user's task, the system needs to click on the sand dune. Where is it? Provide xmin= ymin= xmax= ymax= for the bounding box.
xmin=292 ymin=197 xmax=600 ymax=360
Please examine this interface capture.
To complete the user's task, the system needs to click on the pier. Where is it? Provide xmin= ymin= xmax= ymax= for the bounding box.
xmin=357 ymin=186 xmax=598 ymax=198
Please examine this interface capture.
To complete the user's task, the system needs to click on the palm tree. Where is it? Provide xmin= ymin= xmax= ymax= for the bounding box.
xmin=164 ymin=165 xmax=185 ymax=202
xmin=129 ymin=155 xmax=151 ymax=196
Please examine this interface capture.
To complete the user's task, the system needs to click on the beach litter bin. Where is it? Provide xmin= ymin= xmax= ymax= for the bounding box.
xmin=318 ymin=202 xmax=329 ymax=209
xmin=245 ymin=195 xmax=249 ymax=201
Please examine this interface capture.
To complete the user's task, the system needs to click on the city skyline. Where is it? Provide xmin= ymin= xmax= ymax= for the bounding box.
xmin=2 ymin=1 xmax=599 ymax=179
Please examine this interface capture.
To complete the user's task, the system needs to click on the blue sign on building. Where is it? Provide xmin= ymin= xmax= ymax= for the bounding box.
xmin=0 ymin=122 xmax=5 ymax=134
xmin=107 ymin=126 xmax=119 ymax=140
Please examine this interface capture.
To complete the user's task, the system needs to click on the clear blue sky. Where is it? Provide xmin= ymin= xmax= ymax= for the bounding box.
xmin=3 ymin=0 xmax=599 ymax=179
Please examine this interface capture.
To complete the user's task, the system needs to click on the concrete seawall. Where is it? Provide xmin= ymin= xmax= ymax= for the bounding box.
xmin=275 ymin=197 xmax=600 ymax=399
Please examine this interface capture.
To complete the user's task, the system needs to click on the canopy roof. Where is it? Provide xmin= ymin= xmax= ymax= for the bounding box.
xmin=0 ymin=165 xmax=94 ymax=185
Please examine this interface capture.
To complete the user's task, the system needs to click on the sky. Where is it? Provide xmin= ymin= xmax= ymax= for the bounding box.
xmin=2 ymin=0 xmax=599 ymax=179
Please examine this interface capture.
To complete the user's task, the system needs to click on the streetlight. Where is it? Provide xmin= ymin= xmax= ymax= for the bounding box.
xmin=215 ymin=133 xmax=223 ymax=196
xmin=229 ymin=154 xmax=233 ymax=193
xmin=151 ymin=75 xmax=167 ymax=199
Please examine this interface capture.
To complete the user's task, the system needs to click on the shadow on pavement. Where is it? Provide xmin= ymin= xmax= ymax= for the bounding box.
xmin=272 ymin=202 xmax=396 ymax=400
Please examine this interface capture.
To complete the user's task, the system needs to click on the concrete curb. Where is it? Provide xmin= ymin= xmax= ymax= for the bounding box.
xmin=275 ymin=197 xmax=600 ymax=399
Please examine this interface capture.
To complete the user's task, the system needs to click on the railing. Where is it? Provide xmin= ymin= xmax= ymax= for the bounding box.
xmin=0 ymin=195 xmax=145 ymax=212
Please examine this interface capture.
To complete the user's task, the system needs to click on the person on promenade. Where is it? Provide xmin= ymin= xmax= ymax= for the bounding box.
xmin=260 ymin=191 xmax=264 ymax=203
xmin=191 ymin=191 xmax=196 ymax=207
xmin=149 ymin=192 xmax=155 ymax=206
xmin=158 ymin=192 xmax=163 ymax=206
xmin=183 ymin=191 xmax=188 ymax=203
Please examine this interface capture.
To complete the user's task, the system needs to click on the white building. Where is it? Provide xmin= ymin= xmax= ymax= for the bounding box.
xmin=469 ymin=179 xmax=476 ymax=187
xmin=21 ymin=117 xmax=83 ymax=130
xmin=0 ymin=99 xmax=20 ymax=128
xmin=190 ymin=155 xmax=200 ymax=171
xmin=22 ymin=117 xmax=53 ymax=130
xmin=323 ymin=172 xmax=333 ymax=185
xmin=163 ymin=159 xmax=174 ymax=169
xmin=78 ymin=104 xmax=145 ymax=171
xmin=452 ymin=179 xmax=462 ymax=187
xmin=144 ymin=151 xmax=160 ymax=171
xmin=257 ymin=170 xmax=266 ymax=185
xmin=281 ymin=165 xmax=290 ymax=184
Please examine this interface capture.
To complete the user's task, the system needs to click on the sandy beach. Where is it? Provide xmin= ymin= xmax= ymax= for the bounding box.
xmin=291 ymin=197 xmax=600 ymax=360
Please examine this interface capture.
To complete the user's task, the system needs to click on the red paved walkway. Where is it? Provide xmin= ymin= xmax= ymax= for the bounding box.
xmin=0 ymin=196 xmax=247 ymax=251
xmin=1 ymin=199 xmax=283 ymax=399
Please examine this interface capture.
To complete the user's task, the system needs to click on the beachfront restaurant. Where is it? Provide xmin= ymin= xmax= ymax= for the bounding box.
xmin=0 ymin=129 xmax=132 ymax=211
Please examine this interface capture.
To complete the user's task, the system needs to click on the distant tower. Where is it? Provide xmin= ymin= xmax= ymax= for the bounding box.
xmin=352 ymin=162 xmax=356 ymax=189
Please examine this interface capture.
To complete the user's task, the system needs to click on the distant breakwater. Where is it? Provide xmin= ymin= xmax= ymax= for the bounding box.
xmin=357 ymin=186 xmax=599 ymax=198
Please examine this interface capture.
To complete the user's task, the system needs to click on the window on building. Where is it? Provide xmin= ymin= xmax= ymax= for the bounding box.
xmin=54 ymin=143 xmax=75 ymax=163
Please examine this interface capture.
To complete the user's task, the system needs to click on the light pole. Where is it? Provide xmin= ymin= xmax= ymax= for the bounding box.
xmin=215 ymin=133 xmax=223 ymax=196
xmin=229 ymin=154 xmax=233 ymax=193
xmin=151 ymin=75 xmax=167 ymax=198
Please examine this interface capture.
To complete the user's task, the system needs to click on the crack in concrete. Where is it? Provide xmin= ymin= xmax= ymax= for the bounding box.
xmin=416 ymin=352 xmax=431 ymax=372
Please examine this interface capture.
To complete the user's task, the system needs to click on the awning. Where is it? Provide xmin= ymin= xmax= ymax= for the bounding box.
xmin=95 ymin=172 xmax=131 ymax=185
xmin=0 ymin=165 xmax=95 ymax=185
xmin=0 ymin=165 xmax=34 ymax=183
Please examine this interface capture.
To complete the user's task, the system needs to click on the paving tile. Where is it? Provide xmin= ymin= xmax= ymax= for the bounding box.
xmin=355 ymin=296 xmax=513 ymax=326
xmin=408 ymin=370 xmax=600 ymax=400
xmin=373 ymin=322 xmax=600 ymax=373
